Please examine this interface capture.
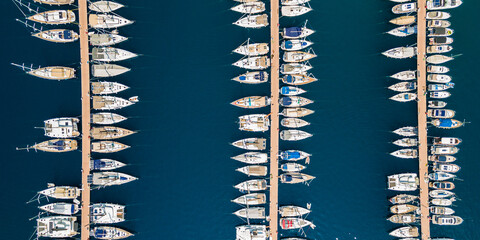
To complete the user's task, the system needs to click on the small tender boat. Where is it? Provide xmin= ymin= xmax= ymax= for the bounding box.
xmin=236 ymin=225 xmax=268 ymax=240
xmin=282 ymin=26 xmax=315 ymax=39
xmin=231 ymin=152 xmax=268 ymax=164
xmin=382 ymin=47 xmax=417 ymax=59
xmin=232 ymin=138 xmax=267 ymax=150
xmin=393 ymin=127 xmax=417 ymax=137
xmin=231 ymin=96 xmax=271 ymax=109
xmin=429 ymin=91 xmax=451 ymax=99
xmin=430 ymin=190 xmax=455 ymax=198
xmin=33 ymin=29 xmax=79 ymax=43
xmin=236 ymin=165 xmax=268 ymax=176
xmin=233 ymin=56 xmax=270 ymax=70
xmin=387 ymin=214 xmax=416 ymax=224
xmin=390 ymin=93 xmax=417 ymax=102
xmin=234 ymin=179 xmax=267 ymax=192
xmin=429 ymin=172 xmax=456 ymax=181
xmin=280 ymin=63 xmax=312 ymax=74
xmin=391 ymin=70 xmax=416 ymax=80
xmin=280 ymin=130 xmax=312 ymax=141
xmin=91 ymin=172 xmax=137 ymax=186
xmin=90 ymin=159 xmax=126 ymax=171
xmin=28 ymin=10 xmax=75 ymax=24
xmin=231 ymin=1 xmax=266 ymax=14
xmin=232 ymin=71 xmax=268 ymax=84
xmin=387 ymin=25 xmax=417 ymax=37
xmin=428 ymin=100 xmax=447 ymax=108
xmin=283 ymin=50 xmax=316 ymax=63
xmin=282 ymin=0 xmax=310 ymax=5
xmin=427 ymin=0 xmax=463 ymax=10
xmin=431 ymin=197 xmax=456 ymax=206
xmin=233 ymin=40 xmax=269 ymax=56
xmin=431 ymin=118 xmax=463 ymax=129
xmin=389 ymin=15 xmax=416 ymax=25
xmin=279 ymin=205 xmax=310 ymax=217
xmin=426 ymin=11 xmax=451 ymax=20
xmin=391 ymin=149 xmax=418 ymax=159
xmin=39 ymin=202 xmax=79 ymax=215
xmin=428 ymin=20 xmax=451 ymax=27
xmin=91 ymin=112 xmax=127 ymax=125
xmin=280 ymin=218 xmax=315 ymax=230
xmin=90 ymin=226 xmax=133 ymax=240
xmin=43 ymin=117 xmax=80 ymax=138
xmin=280 ymin=96 xmax=313 ymax=107
xmin=430 ymin=206 xmax=455 ymax=215
xmin=389 ymin=194 xmax=418 ymax=204
xmin=89 ymin=33 xmax=128 ymax=46
xmin=24 ymin=139 xmax=78 ymax=153
xmin=429 ymin=37 xmax=453 ymax=45
xmin=90 ymin=203 xmax=125 ymax=224
xmin=433 ymin=137 xmax=462 ymax=146
xmin=281 ymin=117 xmax=310 ymax=128
xmin=92 ymin=64 xmax=130 ymax=77
xmin=91 ymin=81 xmax=129 ymax=94
xmin=280 ymin=150 xmax=311 ymax=161
xmin=280 ymin=173 xmax=315 ymax=184
xmin=428 ymin=27 xmax=454 ymax=37
xmin=92 ymin=47 xmax=137 ymax=62
xmin=91 ymin=141 xmax=130 ymax=153
xmin=91 ymin=126 xmax=136 ymax=140
xmin=89 ymin=1 xmax=124 ymax=13
xmin=239 ymin=114 xmax=270 ymax=132
xmin=427 ymin=45 xmax=453 ymax=54
xmin=281 ymin=163 xmax=306 ymax=172
xmin=393 ymin=138 xmax=418 ymax=147
xmin=429 ymin=155 xmax=456 ymax=163
xmin=129 ymin=96 xmax=139 ymax=103
xmin=33 ymin=0 xmax=74 ymax=5
xmin=233 ymin=207 xmax=266 ymax=219
xmin=428 ymin=83 xmax=454 ymax=91
xmin=389 ymin=226 xmax=419 ymax=238
xmin=281 ymin=86 xmax=306 ymax=96
xmin=427 ymin=109 xmax=455 ymax=118
xmin=387 ymin=173 xmax=418 ymax=191
xmin=89 ymin=14 xmax=133 ymax=28
xmin=233 ymin=14 xmax=268 ymax=28
xmin=427 ymin=55 xmax=454 ymax=64
xmin=37 ymin=216 xmax=78 ymax=238
xmin=392 ymin=3 xmax=417 ymax=14
xmin=427 ymin=65 xmax=450 ymax=73
xmin=432 ymin=215 xmax=463 ymax=225
xmin=28 ymin=66 xmax=75 ymax=80
xmin=281 ymin=39 xmax=313 ymax=51
xmin=388 ymin=82 xmax=417 ymax=92
xmin=281 ymin=5 xmax=312 ymax=17
xmin=232 ymin=193 xmax=266 ymax=205
xmin=280 ymin=107 xmax=314 ymax=117
xmin=433 ymin=163 xmax=460 ymax=173
xmin=429 ymin=181 xmax=455 ymax=190
xmin=38 ymin=185 xmax=81 ymax=200
xmin=93 ymin=96 xmax=135 ymax=110
xmin=390 ymin=204 xmax=418 ymax=214
xmin=282 ymin=74 xmax=317 ymax=85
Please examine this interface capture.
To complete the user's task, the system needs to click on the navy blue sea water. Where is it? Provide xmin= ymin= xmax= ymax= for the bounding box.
xmin=0 ymin=0 xmax=479 ymax=239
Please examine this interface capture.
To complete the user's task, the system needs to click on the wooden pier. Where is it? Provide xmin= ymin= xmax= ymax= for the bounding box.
xmin=269 ymin=0 xmax=280 ymax=239
xmin=78 ymin=0 xmax=91 ymax=239
xmin=416 ymin=1 xmax=430 ymax=239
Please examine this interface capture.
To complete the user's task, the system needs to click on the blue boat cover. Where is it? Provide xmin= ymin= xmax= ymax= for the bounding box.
xmin=239 ymin=76 xmax=246 ymax=80
xmin=284 ymin=27 xmax=302 ymax=37
xmin=92 ymin=159 xmax=106 ymax=170
xmin=284 ymin=175 xmax=293 ymax=182
xmin=94 ymin=228 xmax=107 ymax=237
xmin=120 ymin=176 xmax=127 ymax=180
xmin=284 ymin=75 xmax=294 ymax=83
xmin=281 ymin=87 xmax=291 ymax=95
xmin=281 ymin=97 xmax=293 ymax=106
xmin=71 ymin=205 xmax=75 ymax=214
xmin=438 ymin=119 xmax=453 ymax=127
xmin=432 ymin=0 xmax=442 ymax=7
xmin=63 ymin=30 xmax=72 ymax=39
xmin=255 ymin=73 xmax=265 ymax=81
xmin=435 ymin=110 xmax=446 ymax=117
xmin=281 ymin=151 xmax=300 ymax=160
xmin=438 ymin=155 xmax=447 ymax=161
xmin=285 ymin=41 xmax=293 ymax=49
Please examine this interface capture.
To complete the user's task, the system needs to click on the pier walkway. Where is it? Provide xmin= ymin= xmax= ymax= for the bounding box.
xmin=416 ymin=1 xmax=430 ymax=240
xmin=78 ymin=0 xmax=91 ymax=239
xmin=269 ymin=0 xmax=280 ymax=239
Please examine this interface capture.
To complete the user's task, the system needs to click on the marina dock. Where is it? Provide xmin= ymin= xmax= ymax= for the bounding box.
xmin=416 ymin=1 xmax=430 ymax=239
xmin=78 ymin=0 xmax=91 ymax=239
xmin=269 ymin=0 xmax=280 ymax=239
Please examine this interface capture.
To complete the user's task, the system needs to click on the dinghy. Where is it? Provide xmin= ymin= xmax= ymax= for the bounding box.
xmin=232 ymin=71 xmax=268 ymax=84
xmin=280 ymin=130 xmax=312 ymax=141
xmin=231 ymin=152 xmax=268 ymax=164
xmin=281 ymin=117 xmax=310 ymax=128
xmin=390 ymin=93 xmax=416 ymax=102
xmin=428 ymin=100 xmax=447 ymax=108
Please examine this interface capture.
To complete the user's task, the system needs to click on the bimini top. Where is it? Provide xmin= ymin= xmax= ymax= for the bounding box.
xmin=281 ymin=97 xmax=293 ymax=106
xmin=281 ymin=151 xmax=301 ymax=160
xmin=437 ymin=119 xmax=455 ymax=127
xmin=284 ymin=27 xmax=302 ymax=38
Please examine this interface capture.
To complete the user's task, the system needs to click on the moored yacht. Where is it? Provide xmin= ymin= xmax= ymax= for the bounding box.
xmin=92 ymin=47 xmax=138 ymax=62
xmin=92 ymin=64 xmax=130 ymax=77
xmin=428 ymin=20 xmax=451 ymax=27
xmin=387 ymin=173 xmax=418 ymax=191
xmin=280 ymin=218 xmax=315 ymax=229
xmin=91 ymin=81 xmax=129 ymax=94
xmin=280 ymin=130 xmax=312 ymax=141
xmin=232 ymin=193 xmax=266 ymax=206
xmin=90 ymin=226 xmax=133 ymax=240
xmin=389 ymin=15 xmax=416 ymax=25
xmin=388 ymin=82 xmax=417 ymax=92
xmin=281 ymin=39 xmax=313 ymax=51
xmin=233 ymin=56 xmax=270 ymax=70
xmin=231 ymin=152 xmax=268 ymax=164
xmin=28 ymin=10 xmax=76 ymax=24
xmin=91 ymin=112 xmax=127 ymax=125
xmin=93 ymin=96 xmax=135 ymax=110
xmin=91 ymin=203 xmax=125 ymax=224
xmin=382 ymin=47 xmax=417 ymax=59
xmin=280 ymin=107 xmax=314 ymax=117
xmin=281 ymin=5 xmax=312 ymax=17
xmin=89 ymin=32 xmax=128 ymax=46
xmin=23 ymin=139 xmax=78 ymax=152
xmin=33 ymin=29 xmax=79 ymax=43
xmin=236 ymin=225 xmax=268 ymax=240
xmin=27 ymin=66 xmax=75 ymax=80
xmin=282 ymin=74 xmax=317 ymax=85
xmin=89 ymin=1 xmax=124 ymax=13
xmin=389 ymin=194 xmax=418 ymax=204
xmin=433 ymin=163 xmax=460 ymax=173
xmin=236 ymin=165 xmax=268 ymax=177
xmin=282 ymin=0 xmax=310 ymax=5
xmin=430 ymin=189 xmax=455 ymax=198
xmin=393 ymin=138 xmax=418 ymax=147
xmin=427 ymin=0 xmax=463 ymax=10
xmin=388 ymin=214 xmax=416 ymax=224
xmin=429 ymin=181 xmax=455 ymax=190
xmin=234 ymin=179 xmax=267 ymax=192
xmin=429 ymin=83 xmax=454 ymax=91
xmin=280 ymin=172 xmax=315 ymax=184
xmin=392 ymin=3 xmax=417 ymax=14
xmin=233 ymin=14 xmax=269 ymax=28
xmin=393 ymin=126 xmax=417 ymax=137
xmin=279 ymin=205 xmax=310 ymax=217
xmin=427 ymin=65 xmax=450 ymax=73
xmin=427 ymin=54 xmax=454 ymax=64
xmin=231 ymin=1 xmax=266 ymax=14
xmin=232 ymin=138 xmax=267 ymax=150
xmin=233 ymin=40 xmax=269 ymax=56
xmin=280 ymin=150 xmax=311 ymax=161
xmin=389 ymin=226 xmax=419 ymax=238
xmin=280 ymin=86 xmax=306 ymax=96
xmin=429 ymin=155 xmax=456 ymax=163
xmin=233 ymin=207 xmax=266 ymax=219
xmin=433 ymin=137 xmax=461 ymax=146
xmin=429 ymin=91 xmax=451 ymax=99
xmin=429 ymin=37 xmax=453 ymax=45
xmin=231 ymin=96 xmax=271 ymax=109
xmin=431 ymin=197 xmax=456 ymax=206
xmin=428 ymin=100 xmax=447 ymax=108
xmin=390 ymin=70 xmax=416 ymax=80
xmin=280 ymin=162 xmax=306 ymax=172
xmin=90 ymin=172 xmax=137 ymax=186
xmin=427 ymin=45 xmax=453 ymax=54
xmin=281 ymin=117 xmax=310 ymax=128
xmin=37 ymin=216 xmax=78 ymax=238
xmin=426 ymin=11 xmax=451 ymax=20
xmin=429 ymin=172 xmax=455 ymax=181
xmin=428 ymin=27 xmax=454 ymax=37
xmin=390 ymin=204 xmax=418 ymax=214
xmin=282 ymin=26 xmax=315 ymax=39
xmin=38 ymin=185 xmax=81 ymax=200
xmin=91 ymin=159 xmax=126 ymax=171
xmin=280 ymin=96 xmax=313 ymax=107
xmin=283 ymin=50 xmax=316 ymax=63
xmin=391 ymin=149 xmax=418 ymax=159
xmin=388 ymin=25 xmax=417 ymax=37
xmin=430 ymin=206 xmax=455 ymax=215
xmin=432 ymin=215 xmax=463 ymax=225
xmin=431 ymin=146 xmax=459 ymax=155
xmin=33 ymin=0 xmax=74 ymax=5
xmin=239 ymin=114 xmax=270 ymax=132
xmin=91 ymin=141 xmax=130 ymax=153
xmin=91 ymin=126 xmax=136 ymax=140
xmin=43 ymin=117 xmax=80 ymax=138
xmin=390 ymin=93 xmax=417 ymax=102
xmin=232 ymin=71 xmax=268 ymax=84
xmin=89 ymin=14 xmax=133 ymax=28
xmin=428 ymin=74 xmax=451 ymax=83
xmin=39 ymin=202 xmax=79 ymax=215
xmin=427 ymin=109 xmax=455 ymax=118
xmin=431 ymin=118 xmax=463 ymax=129
xmin=280 ymin=63 xmax=312 ymax=74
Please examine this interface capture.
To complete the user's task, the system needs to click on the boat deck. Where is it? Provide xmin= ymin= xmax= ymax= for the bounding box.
xmin=269 ymin=0 xmax=279 ymax=239
xmin=416 ymin=1 xmax=430 ymax=239
xmin=79 ymin=0 xmax=91 ymax=239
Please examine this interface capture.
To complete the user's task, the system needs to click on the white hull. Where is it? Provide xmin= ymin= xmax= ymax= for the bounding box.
xmin=37 ymin=216 xmax=78 ymax=238
xmin=280 ymin=96 xmax=313 ymax=107
xmin=280 ymin=86 xmax=306 ymax=96
xmin=233 ymin=207 xmax=266 ymax=219
xmin=39 ymin=202 xmax=79 ymax=215
xmin=91 ymin=112 xmax=127 ymax=125
xmin=280 ymin=130 xmax=312 ymax=141
xmin=280 ymin=63 xmax=312 ymax=74
xmin=387 ymin=173 xmax=418 ymax=191
xmin=382 ymin=47 xmax=417 ymax=59
xmin=393 ymin=138 xmax=418 ymax=147
xmin=91 ymin=172 xmax=137 ymax=186
xmin=427 ymin=55 xmax=454 ymax=64
xmin=234 ymin=179 xmax=267 ymax=192
xmin=92 ymin=81 xmax=129 ymax=94
xmin=233 ymin=42 xmax=269 ymax=56
xmin=231 ymin=152 xmax=268 ymax=164
xmin=431 ymin=197 xmax=456 ymax=206
xmin=232 ymin=193 xmax=266 ymax=205
xmin=280 ymin=218 xmax=315 ymax=230
xmin=280 ymin=150 xmax=311 ymax=161
xmin=283 ymin=51 xmax=316 ymax=63
xmin=93 ymin=96 xmax=135 ymax=110
xmin=388 ymin=82 xmax=417 ymax=92
xmin=430 ymin=91 xmax=451 ymax=99
xmin=280 ymin=107 xmax=314 ymax=117
xmin=239 ymin=114 xmax=270 ymax=132
xmin=387 ymin=25 xmax=417 ymax=37
xmin=281 ymin=6 xmax=312 ymax=17
xmin=391 ymin=70 xmax=416 ymax=80
xmin=426 ymin=11 xmax=451 ymax=20
xmin=92 ymin=64 xmax=130 ymax=77
xmin=89 ymin=33 xmax=128 ymax=46
xmin=390 ymin=93 xmax=417 ymax=102
xmin=279 ymin=205 xmax=310 ymax=217
xmin=90 ymin=158 xmax=126 ymax=171
xmin=428 ymin=100 xmax=447 ymax=108
xmin=231 ymin=2 xmax=265 ymax=14
xmin=280 ymin=163 xmax=306 ymax=172
xmin=232 ymin=71 xmax=268 ymax=84
xmin=89 ymin=14 xmax=133 ymax=28
xmin=281 ymin=0 xmax=310 ymax=5
xmin=89 ymin=1 xmax=124 ymax=13
xmin=393 ymin=127 xmax=417 ymax=137
xmin=428 ymin=65 xmax=450 ymax=73
xmin=233 ymin=14 xmax=268 ymax=28
xmin=391 ymin=149 xmax=418 ymax=159
xmin=90 ymin=203 xmax=125 ymax=224
xmin=233 ymin=56 xmax=270 ymax=70
xmin=281 ymin=40 xmax=313 ymax=51
xmin=427 ymin=0 xmax=462 ymax=10
xmin=281 ymin=117 xmax=310 ymax=128
xmin=92 ymin=47 xmax=137 ymax=62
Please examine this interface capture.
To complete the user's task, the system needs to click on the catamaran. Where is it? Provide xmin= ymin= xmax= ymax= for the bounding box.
xmin=89 ymin=14 xmax=133 ymax=28
xmin=28 ymin=10 xmax=76 ymax=24
xmin=90 ymin=172 xmax=137 ymax=186
xmin=93 ymin=96 xmax=135 ymax=110
xmin=280 ymin=173 xmax=315 ymax=184
xmin=280 ymin=150 xmax=311 ymax=161
xmin=91 ymin=81 xmax=129 ymax=94
xmin=382 ymin=47 xmax=417 ymax=59
xmin=39 ymin=202 xmax=79 ymax=215
xmin=281 ymin=5 xmax=312 ymax=17
xmin=37 ymin=216 xmax=78 ymax=238
xmin=239 ymin=114 xmax=270 ymax=132
xmin=232 ymin=193 xmax=266 ymax=205
xmin=282 ymin=74 xmax=317 ymax=85
xmin=233 ymin=14 xmax=269 ymax=28
xmin=392 ymin=3 xmax=417 ymax=14
xmin=91 ymin=159 xmax=126 ymax=171
xmin=426 ymin=11 xmax=451 ymax=19
xmin=234 ymin=179 xmax=267 ymax=192
xmin=283 ymin=50 xmax=316 ymax=63
xmin=387 ymin=25 xmax=417 ymax=37
xmin=281 ymin=86 xmax=306 ymax=96
xmin=387 ymin=173 xmax=418 ymax=191
xmin=391 ymin=149 xmax=418 ymax=159
xmin=388 ymin=82 xmax=417 ymax=92
xmin=33 ymin=29 xmax=79 ymax=43
xmin=390 ymin=70 xmax=416 ymax=80
xmin=393 ymin=138 xmax=418 ymax=147
xmin=427 ymin=0 xmax=463 ymax=10
xmin=89 ymin=1 xmax=124 ymax=13
xmin=233 ymin=56 xmax=270 ymax=70
xmin=427 ymin=65 xmax=450 ymax=73
xmin=232 ymin=138 xmax=267 ymax=150
xmin=280 ymin=63 xmax=312 ymax=74
xmin=281 ymin=117 xmax=310 ymax=128
xmin=232 ymin=71 xmax=268 ymax=84
xmin=280 ymin=130 xmax=312 ymax=141
xmin=231 ymin=96 xmax=271 ymax=109
xmin=231 ymin=1 xmax=266 ymax=14
xmin=91 ymin=203 xmax=125 ymax=224
xmin=38 ymin=185 xmax=81 ymax=200
xmin=280 ymin=96 xmax=313 ymax=107
xmin=43 ymin=117 xmax=80 ymax=138
xmin=231 ymin=152 xmax=268 ymax=164
xmin=236 ymin=225 xmax=268 ymax=240
xmin=393 ymin=126 xmax=417 ymax=136
xmin=281 ymin=39 xmax=313 ymax=51
xmin=280 ymin=218 xmax=315 ymax=229
xmin=390 ymin=93 xmax=417 ymax=102
xmin=91 ymin=112 xmax=127 ymax=125
xmin=91 ymin=126 xmax=136 ymax=140
xmin=279 ymin=205 xmax=310 ymax=217
xmin=280 ymin=107 xmax=314 ymax=117
xmin=236 ymin=165 xmax=268 ymax=176
xmin=280 ymin=162 xmax=306 ymax=172
xmin=90 ymin=226 xmax=133 ymax=240
xmin=92 ymin=47 xmax=137 ymax=62
xmin=33 ymin=0 xmax=74 ymax=5
xmin=90 ymin=32 xmax=128 ymax=46
xmin=233 ymin=207 xmax=266 ymax=219
xmin=92 ymin=64 xmax=130 ymax=77
xmin=91 ymin=141 xmax=130 ymax=153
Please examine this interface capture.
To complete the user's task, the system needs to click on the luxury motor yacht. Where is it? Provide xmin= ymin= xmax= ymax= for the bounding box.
xmin=427 ymin=74 xmax=452 ymax=83
xmin=429 ymin=37 xmax=453 ymax=45
xmin=429 ymin=155 xmax=456 ymax=163
xmin=432 ymin=137 xmax=461 ymax=146
xmin=432 ymin=162 xmax=460 ymax=173
xmin=429 ymin=91 xmax=451 ymax=99
xmin=432 ymin=215 xmax=463 ymax=225
xmin=428 ymin=27 xmax=454 ymax=37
